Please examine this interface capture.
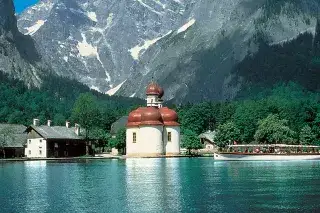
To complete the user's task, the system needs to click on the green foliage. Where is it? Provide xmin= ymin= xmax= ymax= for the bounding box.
xmin=233 ymin=100 xmax=268 ymax=142
xmin=180 ymin=102 xmax=216 ymax=135
xmin=254 ymin=114 xmax=296 ymax=144
xmin=89 ymin=127 xmax=111 ymax=150
xmin=71 ymin=93 xmax=100 ymax=139
xmin=53 ymin=113 xmax=66 ymax=126
xmin=179 ymin=102 xmax=234 ymax=135
xmin=0 ymin=72 xmax=143 ymax=127
xmin=299 ymin=125 xmax=317 ymax=145
xmin=216 ymin=103 xmax=236 ymax=126
xmin=234 ymin=30 xmax=320 ymax=95
xmin=109 ymin=128 xmax=126 ymax=152
xmin=182 ymin=129 xmax=202 ymax=154
xmin=215 ymin=121 xmax=241 ymax=148
xmin=176 ymin=82 xmax=320 ymax=146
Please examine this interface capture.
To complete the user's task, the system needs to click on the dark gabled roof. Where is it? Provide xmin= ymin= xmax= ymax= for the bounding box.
xmin=0 ymin=124 xmax=27 ymax=148
xmin=110 ymin=116 xmax=128 ymax=135
xmin=26 ymin=125 xmax=85 ymax=140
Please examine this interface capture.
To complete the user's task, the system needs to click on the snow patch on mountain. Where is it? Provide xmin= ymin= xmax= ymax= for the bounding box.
xmin=172 ymin=0 xmax=182 ymax=4
xmin=90 ymin=85 xmax=101 ymax=92
xmin=130 ymin=93 xmax=136 ymax=97
xmin=177 ymin=18 xmax=195 ymax=34
xmin=77 ymin=33 xmax=98 ymax=57
xmin=24 ymin=20 xmax=46 ymax=35
xmin=87 ymin=12 xmax=97 ymax=22
xmin=129 ymin=30 xmax=173 ymax=60
xmin=106 ymin=80 xmax=127 ymax=96
xmin=107 ymin=13 xmax=114 ymax=27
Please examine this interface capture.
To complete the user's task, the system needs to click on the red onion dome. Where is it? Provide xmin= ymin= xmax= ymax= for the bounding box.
xmin=140 ymin=107 xmax=163 ymax=126
xmin=127 ymin=107 xmax=144 ymax=127
xmin=146 ymin=82 xmax=162 ymax=96
xmin=159 ymin=107 xmax=180 ymax=126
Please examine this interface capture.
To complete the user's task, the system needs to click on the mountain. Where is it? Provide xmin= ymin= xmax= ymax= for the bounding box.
xmin=18 ymin=0 xmax=320 ymax=103
xmin=18 ymin=0 xmax=190 ymax=93
xmin=0 ymin=0 xmax=46 ymax=87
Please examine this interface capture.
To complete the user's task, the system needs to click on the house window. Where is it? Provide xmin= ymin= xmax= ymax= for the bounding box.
xmin=168 ymin=132 xmax=172 ymax=142
xmin=133 ymin=132 xmax=137 ymax=143
xmin=39 ymin=150 xmax=42 ymax=155
xmin=29 ymin=150 xmax=31 ymax=155
xmin=29 ymin=140 xmax=31 ymax=144
xmin=40 ymin=139 xmax=42 ymax=143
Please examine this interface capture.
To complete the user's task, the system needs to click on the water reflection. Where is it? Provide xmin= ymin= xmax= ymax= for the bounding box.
xmin=2 ymin=159 xmax=320 ymax=213
xmin=45 ymin=161 xmax=84 ymax=212
xmin=125 ymin=158 xmax=182 ymax=212
xmin=125 ymin=158 xmax=164 ymax=212
xmin=162 ymin=159 xmax=182 ymax=211
xmin=23 ymin=161 xmax=48 ymax=212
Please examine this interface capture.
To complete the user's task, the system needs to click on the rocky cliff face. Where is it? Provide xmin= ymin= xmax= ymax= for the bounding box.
xmin=0 ymin=0 xmax=45 ymax=87
xmin=17 ymin=0 xmax=320 ymax=102
xmin=117 ymin=0 xmax=320 ymax=103
xmin=18 ymin=0 xmax=190 ymax=92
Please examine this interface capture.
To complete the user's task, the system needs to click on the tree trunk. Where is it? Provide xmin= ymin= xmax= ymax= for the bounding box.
xmin=85 ymin=129 xmax=89 ymax=156
xmin=86 ymin=142 xmax=89 ymax=156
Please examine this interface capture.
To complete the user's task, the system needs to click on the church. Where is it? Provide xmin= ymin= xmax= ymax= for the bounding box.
xmin=126 ymin=82 xmax=181 ymax=157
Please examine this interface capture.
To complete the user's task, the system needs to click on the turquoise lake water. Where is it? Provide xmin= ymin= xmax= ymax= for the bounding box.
xmin=1 ymin=158 xmax=320 ymax=213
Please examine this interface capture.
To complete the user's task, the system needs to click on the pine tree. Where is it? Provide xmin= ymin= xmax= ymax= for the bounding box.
xmin=299 ymin=125 xmax=316 ymax=145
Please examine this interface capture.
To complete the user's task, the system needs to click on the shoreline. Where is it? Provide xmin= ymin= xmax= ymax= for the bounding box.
xmin=0 ymin=154 xmax=214 ymax=162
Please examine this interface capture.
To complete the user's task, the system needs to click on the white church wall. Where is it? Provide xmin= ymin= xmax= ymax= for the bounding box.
xmin=139 ymin=125 xmax=164 ymax=156
xmin=126 ymin=127 xmax=140 ymax=155
xmin=165 ymin=126 xmax=180 ymax=155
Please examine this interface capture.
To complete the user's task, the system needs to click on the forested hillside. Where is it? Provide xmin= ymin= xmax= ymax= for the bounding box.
xmin=0 ymin=72 xmax=143 ymax=128
xmin=233 ymin=19 xmax=320 ymax=98
xmin=177 ymin=20 xmax=320 ymax=148
xmin=177 ymin=82 xmax=320 ymax=148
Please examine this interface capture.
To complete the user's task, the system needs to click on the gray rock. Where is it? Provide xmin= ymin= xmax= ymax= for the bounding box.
xmin=17 ymin=0 xmax=320 ymax=102
xmin=0 ymin=0 xmax=46 ymax=88
xmin=18 ymin=0 xmax=189 ymax=92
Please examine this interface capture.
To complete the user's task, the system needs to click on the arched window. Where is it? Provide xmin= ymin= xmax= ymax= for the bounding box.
xmin=133 ymin=132 xmax=137 ymax=143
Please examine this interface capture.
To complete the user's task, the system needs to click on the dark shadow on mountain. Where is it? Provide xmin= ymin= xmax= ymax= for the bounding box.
xmin=164 ymin=31 xmax=242 ymax=103
xmin=14 ymin=33 xmax=41 ymax=63
xmin=232 ymin=20 xmax=320 ymax=100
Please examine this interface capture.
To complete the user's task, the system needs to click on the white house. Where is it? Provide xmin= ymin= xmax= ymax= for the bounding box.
xmin=126 ymin=82 xmax=180 ymax=157
xmin=199 ymin=130 xmax=217 ymax=152
xmin=24 ymin=119 xmax=86 ymax=158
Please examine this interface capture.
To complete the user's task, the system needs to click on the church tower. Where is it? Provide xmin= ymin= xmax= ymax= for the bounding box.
xmin=126 ymin=81 xmax=180 ymax=157
xmin=146 ymin=81 xmax=164 ymax=108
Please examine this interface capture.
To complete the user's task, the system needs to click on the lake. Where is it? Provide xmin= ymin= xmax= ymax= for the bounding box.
xmin=1 ymin=158 xmax=320 ymax=212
